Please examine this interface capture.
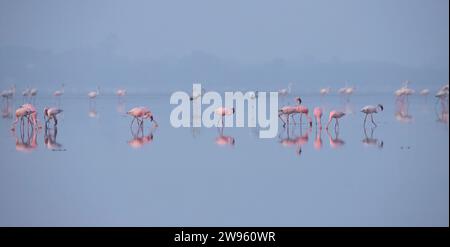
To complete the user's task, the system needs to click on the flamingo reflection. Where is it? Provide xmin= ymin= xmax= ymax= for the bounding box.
xmin=326 ymin=126 xmax=345 ymax=149
xmin=215 ymin=126 xmax=235 ymax=147
xmin=395 ymin=96 xmax=413 ymax=123
xmin=313 ymin=127 xmax=323 ymax=150
xmin=279 ymin=124 xmax=311 ymax=156
xmin=362 ymin=126 xmax=383 ymax=149
xmin=44 ymin=126 xmax=64 ymax=151
xmin=12 ymin=127 xmax=38 ymax=153
xmin=128 ymin=124 xmax=156 ymax=149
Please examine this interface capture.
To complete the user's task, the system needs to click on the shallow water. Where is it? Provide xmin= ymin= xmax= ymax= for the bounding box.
xmin=0 ymin=93 xmax=448 ymax=226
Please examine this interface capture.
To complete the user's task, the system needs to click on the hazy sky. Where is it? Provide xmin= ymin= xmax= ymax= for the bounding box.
xmin=0 ymin=0 xmax=448 ymax=68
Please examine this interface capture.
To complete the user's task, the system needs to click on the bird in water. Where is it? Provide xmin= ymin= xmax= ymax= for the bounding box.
xmin=44 ymin=107 xmax=63 ymax=127
xmin=361 ymin=104 xmax=384 ymax=127
xmin=326 ymin=110 xmax=345 ymax=130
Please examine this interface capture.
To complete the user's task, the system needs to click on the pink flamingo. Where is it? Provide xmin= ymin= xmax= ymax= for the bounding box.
xmin=11 ymin=106 xmax=33 ymax=130
xmin=295 ymin=105 xmax=312 ymax=127
xmin=214 ymin=107 xmax=235 ymax=126
xmin=127 ymin=106 xmax=158 ymax=127
xmin=279 ymin=105 xmax=298 ymax=127
xmin=53 ymin=84 xmax=65 ymax=97
xmin=44 ymin=107 xmax=63 ymax=127
xmin=313 ymin=107 xmax=323 ymax=129
xmin=361 ymin=104 xmax=383 ymax=126
xmin=88 ymin=86 xmax=100 ymax=100
xmin=116 ymin=88 xmax=126 ymax=97
xmin=326 ymin=110 xmax=345 ymax=129
xmin=21 ymin=104 xmax=40 ymax=127
xmin=279 ymin=97 xmax=312 ymax=127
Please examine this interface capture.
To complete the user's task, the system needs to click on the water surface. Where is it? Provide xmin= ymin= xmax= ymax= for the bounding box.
xmin=0 ymin=93 xmax=448 ymax=226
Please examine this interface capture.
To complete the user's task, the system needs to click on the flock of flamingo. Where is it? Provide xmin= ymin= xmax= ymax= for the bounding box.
xmin=1 ymin=81 xmax=448 ymax=153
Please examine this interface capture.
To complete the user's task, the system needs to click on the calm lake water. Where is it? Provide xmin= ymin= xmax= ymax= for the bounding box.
xmin=0 ymin=93 xmax=448 ymax=226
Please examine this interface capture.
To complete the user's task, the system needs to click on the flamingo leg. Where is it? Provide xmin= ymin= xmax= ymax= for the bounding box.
xmin=370 ymin=114 xmax=377 ymax=126
xmin=54 ymin=116 xmax=58 ymax=126
xmin=364 ymin=114 xmax=368 ymax=126
xmin=278 ymin=113 xmax=287 ymax=128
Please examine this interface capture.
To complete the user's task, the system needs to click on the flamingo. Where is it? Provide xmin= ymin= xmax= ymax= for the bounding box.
xmin=44 ymin=107 xmax=63 ymax=127
xmin=326 ymin=110 xmax=345 ymax=129
xmin=1 ymin=85 xmax=16 ymax=100
xmin=419 ymin=89 xmax=430 ymax=96
xmin=395 ymin=80 xmax=415 ymax=99
xmin=116 ymin=88 xmax=126 ymax=97
xmin=127 ymin=106 xmax=158 ymax=128
xmin=320 ymin=87 xmax=331 ymax=96
xmin=88 ymin=86 xmax=100 ymax=99
xmin=214 ymin=107 xmax=235 ymax=126
xmin=190 ymin=87 xmax=206 ymax=101
xmin=53 ymin=84 xmax=65 ymax=97
xmin=11 ymin=106 xmax=32 ymax=130
xmin=278 ymin=83 xmax=293 ymax=96
xmin=30 ymin=88 xmax=38 ymax=97
xmin=361 ymin=104 xmax=384 ymax=126
xmin=295 ymin=105 xmax=312 ymax=126
xmin=22 ymin=87 xmax=31 ymax=98
xmin=278 ymin=97 xmax=312 ymax=127
xmin=21 ymin=103 xmax=39 ymax=128
xmin=313 ymin=107 xmax=323 ymax=129
xmin=278 ymin=105 xmax=297 ymax=127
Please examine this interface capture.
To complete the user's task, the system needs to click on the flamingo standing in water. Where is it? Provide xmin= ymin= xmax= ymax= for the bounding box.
xmin=326 ymin=110 xmax=345 ymax=129
xmin=313 ymin=107 xmax=323 ymax=129
xmin=116 ymin=88 xmax=126 ymax=97
xmin=11 ymin=106 xmax=32 ymax=130
xmin=320 ymin=87 xmax=331 ymax=96
xmin=419 ymin=89 xmax=430 ymax=96
xmin=1 ymin=85 xmax=16 ymax=101
xmin=88 ymin=87 xmax=100 ymax=100
xmin=53 ymin=84 xmax=65 ymax=97
xmin=22 ymin=87 xmax=31 ymax=99
xmin=214 ymin=107 xmax=235 ymax=127
xmin=361 ymin=104 xmax=384 ymax=126
xmin=44 ymin=107 xmax=63 ymax=127
xmin=127 ymin=106 xmax=158 ymax=127
xmin=278 ymin=83 xmax=293 ymax=96
xmin=53 ymin=84 xmax=64 ymax=106
xmin=20 ymin=103 xmax=39 ymax=128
